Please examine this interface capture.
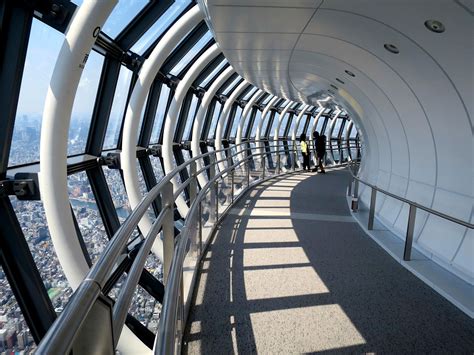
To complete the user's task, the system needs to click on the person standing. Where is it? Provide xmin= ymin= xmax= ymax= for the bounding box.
xmin=313 ymin=131 xmax=326 ymax=173
xmin=300 ymin=133 xmax=310 ymax=171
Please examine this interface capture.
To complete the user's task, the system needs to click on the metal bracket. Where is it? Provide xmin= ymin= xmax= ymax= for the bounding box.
xmin=0 ymin=173 xmax=41 ymax=200
xmin=33 ymin=0 xmax=77 ymax=34
xmin=123 ymin=51 xmax=143 ymax=72
xmin=147 ymin=145 xmax=161 ymax=157
xmin=99 ymin=152 xmax=121 ymax=170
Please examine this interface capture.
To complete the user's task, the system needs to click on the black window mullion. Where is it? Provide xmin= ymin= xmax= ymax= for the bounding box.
xmin=0 ymin=198 xmax=57 ymax=343
xmin=117 ymin=72 xmax=140 ymax=150
xmin=193 ymin=53 xmax=225 ymax=87
xmin=216 ymin=72 xmax=239 ymax=95
xmin=139 ymin=80 xmax=162 ymax=148
xmin=159 ymin=86 xmax=176 ymax=144
xmin=160 ymin=21 xmax=208 ymax=75
xmin=224 ymin=104 xmax=237 ymax=139
xmin=86 ymin=166 xmax=121 ymax=238
xmin=174 ymin=90 xmax=193 ymax=142
xmin=175 ymin=39 xmax=215 ymax=79
xmin=245 ymin=107 xmax=257 ymax=139
xmin=284 ymin=113 xmax=294 ymax=137
xmin=86 ymin=58 xmax=121 ymax=156
xmin=201 ymin=98 xmax=216 ymax=140
xmin=138 ymin=156 xmax=160 ymax=217
xmin=264 ymin=110 xmax=276 ymax=138
xmin=116 ymin=0 xmax=174 ymax=50
xmin=0 ymin=2 xmax=32 ymax=176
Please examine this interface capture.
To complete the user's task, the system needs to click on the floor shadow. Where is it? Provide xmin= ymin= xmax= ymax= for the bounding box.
xmin=183 ymin=170 xmax=474 ymax=354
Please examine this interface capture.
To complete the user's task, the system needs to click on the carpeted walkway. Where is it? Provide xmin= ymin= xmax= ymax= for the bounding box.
xmin=183 ymin=168 xmax=474 ymax=354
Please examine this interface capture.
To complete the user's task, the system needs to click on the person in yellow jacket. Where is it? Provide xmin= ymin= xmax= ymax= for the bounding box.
xmin=300 ymin=133 xmax=310 ymax=171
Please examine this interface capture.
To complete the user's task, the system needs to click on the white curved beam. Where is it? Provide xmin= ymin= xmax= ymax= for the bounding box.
xmin=191 ymin=66 xmax=234 ymax=188
xmin=215 ymin=80 xmax=249 ymax=172
xmin=255 ymin=96 xmax=279 ymax=152
xmin=121 ymin=5 xmax=203 ymax=260
xmin=39 ymin=1 xmax=153 ymax=353
xmin=163 ymin=44 xmax=220 ymax=218
xmin=39 ymin=0 xmax=116 ymax=291
xmin=291 ymin=104 xmax=310 ymax=168
xmin=273 ymin=101 xmax=293 ymax=143
xmin=309 ymin=107 xmax=326 ymax=163
xmin=327 ymin=109 xmax=342 ymax=165
xmin=236 ymin=89 xmax=264 ymax=160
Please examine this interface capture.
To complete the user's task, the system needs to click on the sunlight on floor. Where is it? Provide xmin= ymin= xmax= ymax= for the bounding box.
xmin=244 ymin=266 xmax=329 ymax=300
xmin=250 ymin=304 xmax=366 ymax=353
xmin=243 ymin=247 xmax=309 ymax=267
xmin=243 ymin=229 xmax=299 ymax=243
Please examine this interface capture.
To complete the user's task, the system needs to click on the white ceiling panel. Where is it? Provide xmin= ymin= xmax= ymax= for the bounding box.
xmin=208 ymin=0 xmax=321 ymax=7
xmin=209 ymin=6 xmax=315 ymax=33
xmin=215 ymin=32 xmax=299 ymax=50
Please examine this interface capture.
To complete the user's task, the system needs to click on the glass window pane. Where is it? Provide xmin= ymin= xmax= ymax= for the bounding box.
xmin=102 ymin=0 xmax=148 ymax=38
xmin=0 ymin=266 xmax=38 ymax=352
xmin=150 ymin=85 xmax=171 ymax=144
xmin=10 ymin=198 xmax=73 ymax=312
xmin=182 ymin=95 xmax=199 ymax=141
xmin=241 ymin=87 xmax=258 ymax=101
xmin=102 ymin=167 xmax=131 ymax=223
xmin=350 ymin=123 xmax=358 ymax=138
xmin=131 ymin=0 xmax=192 ymax=54
xmin=279 ymin=113 xmax=290 ymax=137
xmin=9 ymin=19 xmax=63 ymax=166
xmin=68 ymin=51 xmax=104 ymax=156
xmin=261 ymin=111 xmax=272 ymax=137
xmin=68 ymin=172 xmax=108 ymax=264
xmin=169 ymin=32 xmax=213 ymax=76
xmin=221 ymin=76 xmax=241 ymax=96
xmin=230 ymin=106 xmax=243 ymax=137
xmin=137 ymin=92 xmax=149 ymax=142
xmin=269 ymin=112 xmax=280 ymax=138
xmin=332 ymin=118 xmax=343 ymax=138
xmin=103 ymin=66 xmax=133 ymax=149
xmin=207 ymin=101 xmax=222 ymax=139
xmin=150 ymin=155 xmax=165 ymax=181
xmin=197 ymin=58 xmax=228 ymax=88
xmin=315 ymin=116 xmax=326 ymax=134
xmin=260 ymin=95 xmax=273 ymax=105
xmin=250 ymin=110 xmax=262 ymax=137
xmin=296 ymin=116 xmax=308 ymax=136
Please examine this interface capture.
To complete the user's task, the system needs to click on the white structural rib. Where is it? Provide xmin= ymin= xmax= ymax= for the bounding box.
xmin=236 ymin=89 xmax=264 ymax=161
xmin=273 ymin=101 xmax=293 ymax=143
xmin=215 ymin=80 xmax=249 ymax=172
xmin=291 ymin=104 xmax=310 ymax=168
xmin=191 ymin=66 xmax=234 ymax=188
xmin=38 ymin=1 xmax=151 ymax=353
xmin=163 ymin=44 xmax=220 ymax=218
xmin=121 ymin=4 xmax=203 ymax=261
xmin=255 ymin=96 xmax=279 ymax=155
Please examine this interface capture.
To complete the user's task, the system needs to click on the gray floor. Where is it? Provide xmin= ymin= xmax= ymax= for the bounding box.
xmin=183 ymin=168 xmax=474 ymax=354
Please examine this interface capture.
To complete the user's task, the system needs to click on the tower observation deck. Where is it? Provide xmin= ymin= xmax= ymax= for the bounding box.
xmin=0 ymin=0 xmax=472 ymax=354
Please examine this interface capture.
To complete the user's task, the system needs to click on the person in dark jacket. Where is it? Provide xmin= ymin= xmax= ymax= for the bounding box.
xmin=300 ymin=133 xmax=310 ymax=171
xmin=313 ymin=131 xmax=326 ymax=173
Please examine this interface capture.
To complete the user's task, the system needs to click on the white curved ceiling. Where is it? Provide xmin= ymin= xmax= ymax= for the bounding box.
xmin=199 ymin=0 xmax=474 ymax=285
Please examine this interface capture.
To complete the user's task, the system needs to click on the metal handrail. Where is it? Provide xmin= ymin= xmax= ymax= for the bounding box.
xmin=36 ymin=141 xmax=300 ymax=354
xmin=346 ymin=161 xmax=473 ymax=262
xmin=347 ymin=162 xmax=473 ymax=229
xmin=155 ymin=149 xmax=296 ymax=354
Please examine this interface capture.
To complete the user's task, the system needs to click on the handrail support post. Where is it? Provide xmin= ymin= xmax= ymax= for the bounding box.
xmin=403 ymin=204 xmax=417 ymax=261
xmin=162 ymin=182 xmax=175 ymax=284
xmin=368 ymin=187 xmax=377 ymax=230
xmin=189 ymin=161 xmax=197 ymax=205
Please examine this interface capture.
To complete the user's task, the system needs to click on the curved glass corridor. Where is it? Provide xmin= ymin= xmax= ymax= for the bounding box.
xmin=0 ymin=0 xmax=472 ymax=353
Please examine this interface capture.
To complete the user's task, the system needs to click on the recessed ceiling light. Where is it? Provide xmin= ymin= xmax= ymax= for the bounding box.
xmin=424 ymin=19 xmax=445 ymax=33
xmin=384 ymin=43 xmax=399 ymax=54
xmin=330 ymin=84 xmax=338 ymax=90
xmin=345 ymin=70 xmax=355 ymax=77
xmin=336 ymin=78 xmax=345 ymax=84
